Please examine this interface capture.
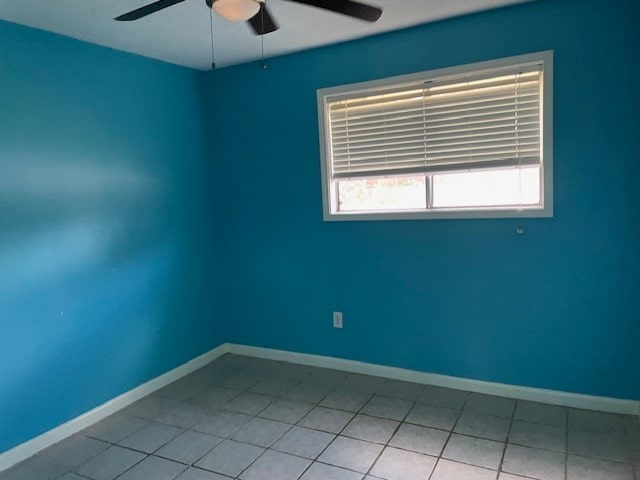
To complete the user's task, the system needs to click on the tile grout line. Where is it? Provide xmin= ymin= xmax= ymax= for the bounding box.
xmin=427 ymin=390 xmax=469 ymax=480
xmin=361 ymin=385 xmax=425 ymax=478
xmin=495 ymin=398 xmax=517 ymax=479
xmin=286 ymin=373 xmax=367 ymax=480
xmin=107 ymin=452 xmax=150 ymax=480
xmin=308 ymin=380 xmax=378 ymax=478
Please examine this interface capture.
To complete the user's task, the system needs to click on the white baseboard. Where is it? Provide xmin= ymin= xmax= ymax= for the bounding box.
xmin=0 ymin=343 xmax=229 ymax=474
xmin=227 ymin=344 xmax=640 ymax=416
xmin=2 ymin=341 xmax=638 ymax=474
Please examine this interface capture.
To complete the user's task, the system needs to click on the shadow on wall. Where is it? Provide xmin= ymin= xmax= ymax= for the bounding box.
xmin=0 ymin=153 xmax=176 ymax=451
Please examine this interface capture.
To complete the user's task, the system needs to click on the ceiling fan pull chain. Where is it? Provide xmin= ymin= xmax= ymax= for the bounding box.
xmin=259 ymin=2 xmax=266 ymax=69
xmin=209 ymin=8 xmax=216 ymax=70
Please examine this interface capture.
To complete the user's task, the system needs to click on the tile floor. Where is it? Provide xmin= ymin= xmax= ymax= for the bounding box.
xmin=2 ymin=354 xmax=639 ymax=480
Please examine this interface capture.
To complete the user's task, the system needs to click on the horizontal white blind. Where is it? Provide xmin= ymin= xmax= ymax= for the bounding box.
xmin=327 ymin=67 xmax=542 ymax=179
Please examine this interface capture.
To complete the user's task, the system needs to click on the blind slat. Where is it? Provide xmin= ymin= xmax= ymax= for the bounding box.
xmin=333 ymin=144 xmax=540 ymax=165
xmin=329 ymin=96 xmax=539 ymax=125
xmin=330 ymin=104 xmax=540 ymax=130
xmin=331 ymin=121 xmax=539 ymax=144
xmin=330 ymin=87 xmax=539 ymax=119
xmin=333 ymin=156 xmax=541 ymax=179
xmin=332 ymin=134 xmax=540 ymax=157
xmin=330 ymin=114 xmax=539 ymax=138
xmin=328 ymin=73 xmax=540 ymax=110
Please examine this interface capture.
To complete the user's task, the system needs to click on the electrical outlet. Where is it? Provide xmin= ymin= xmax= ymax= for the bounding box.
xmin=332 ymin=311 xmax=343 ymax=329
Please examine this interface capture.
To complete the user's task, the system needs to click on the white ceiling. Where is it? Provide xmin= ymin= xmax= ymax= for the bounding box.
xmin=0 ymin=0 xmax=529 ymax=70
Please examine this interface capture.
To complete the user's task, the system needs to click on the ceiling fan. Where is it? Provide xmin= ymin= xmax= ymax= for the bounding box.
xmin=115 ymin=0 xmax=383 ymax=36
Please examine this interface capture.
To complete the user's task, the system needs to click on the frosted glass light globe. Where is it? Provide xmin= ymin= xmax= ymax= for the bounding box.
xmin=212 ymin=0 xmax=260 ymax=21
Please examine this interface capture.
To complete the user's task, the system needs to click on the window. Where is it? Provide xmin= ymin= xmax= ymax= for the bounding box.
xmin=317 ymin=51 xmax=553 ymax=220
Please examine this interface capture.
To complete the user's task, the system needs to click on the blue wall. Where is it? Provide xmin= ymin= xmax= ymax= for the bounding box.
xmin=0 ymin=21 xmax=223 ymax=452
xmin=204 ymin=0 xmax=640 ymax=400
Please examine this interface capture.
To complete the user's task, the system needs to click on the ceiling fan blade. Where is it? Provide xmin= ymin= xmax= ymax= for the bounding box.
xmin=285 ymin=0 xmax=382 ymax=22
xmin=115 ymin=0 xmax=187 ymax=21
xmin=247 ymin=3 xmax=279 ymax=35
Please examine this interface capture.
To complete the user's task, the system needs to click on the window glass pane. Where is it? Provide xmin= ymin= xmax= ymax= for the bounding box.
xmin=432 ymin=166 xmax=541 ymax=208
xmin=337 ymin=176 xmax=426 ymax=212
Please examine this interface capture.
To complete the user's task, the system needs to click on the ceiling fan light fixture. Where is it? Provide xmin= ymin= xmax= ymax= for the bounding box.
xmin=211 ymin=0 xmax=261 ymax=21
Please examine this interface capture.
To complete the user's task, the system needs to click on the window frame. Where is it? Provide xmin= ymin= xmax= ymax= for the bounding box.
xmin=317 ymin=51 xmax=554 ymax=221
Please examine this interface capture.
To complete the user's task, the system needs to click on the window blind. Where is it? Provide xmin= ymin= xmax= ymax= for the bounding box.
xmin=327 ymin=66 xmax=542 ymax=179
